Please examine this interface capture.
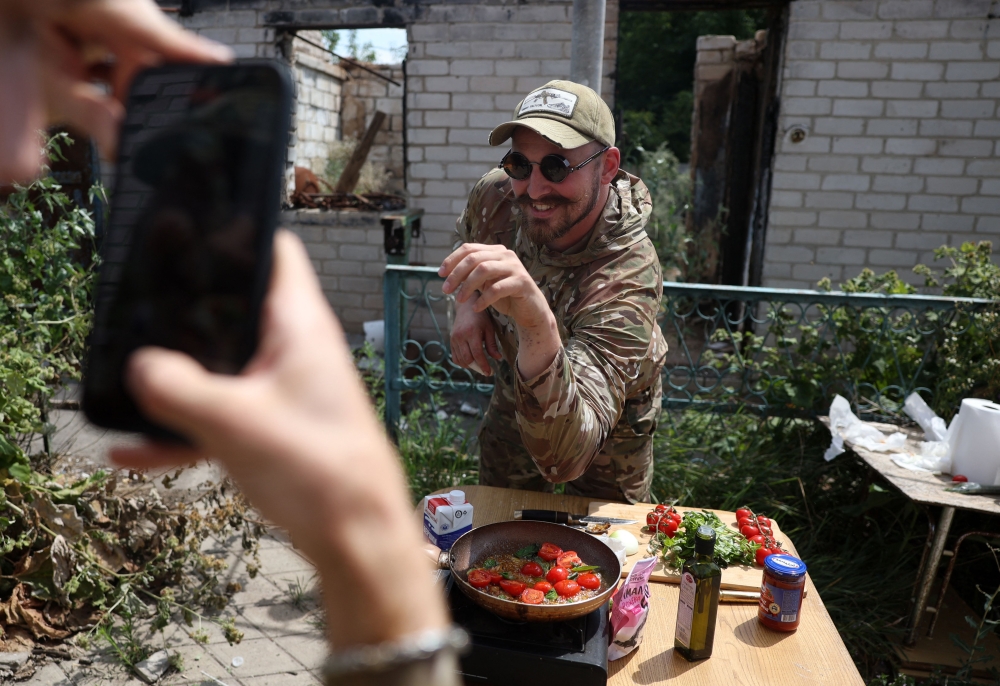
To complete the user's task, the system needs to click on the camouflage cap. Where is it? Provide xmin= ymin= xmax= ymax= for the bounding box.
xmin=488 ymin=80 xmax=616 ymax=149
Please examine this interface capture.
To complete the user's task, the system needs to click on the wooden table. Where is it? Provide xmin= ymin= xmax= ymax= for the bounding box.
xmin=449 ymin=485 xmax=863 ymax=685
xmin=820 ymin=418 xmax=1000 ymax=645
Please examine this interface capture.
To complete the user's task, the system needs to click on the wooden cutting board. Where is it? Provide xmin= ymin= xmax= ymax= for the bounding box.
xmin=588 ymin=501 xmax=799 ymax=592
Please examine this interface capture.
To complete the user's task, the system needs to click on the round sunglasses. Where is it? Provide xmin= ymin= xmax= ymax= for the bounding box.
xmin=498 ymin=146 xmax=610 ymax=184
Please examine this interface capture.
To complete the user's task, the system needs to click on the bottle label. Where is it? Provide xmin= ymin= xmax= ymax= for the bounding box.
xmin=759 ymin=581 xmax=801 ymax=623
xmin=675 ymin=571 xmax=696 ymax=647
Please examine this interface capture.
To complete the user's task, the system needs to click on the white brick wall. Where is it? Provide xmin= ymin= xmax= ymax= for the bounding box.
xmin=283 ymin=210 xmax=386 ymax=331
xmin=765 ymin=0 xmax=1000 ymax=289
xmin=404 ymin=0 xmax=618 ymax=266
xmin=293 ymin=32 xmax=345 ymax=175
xmin=177 ymin=1 xmax=617 ymax=269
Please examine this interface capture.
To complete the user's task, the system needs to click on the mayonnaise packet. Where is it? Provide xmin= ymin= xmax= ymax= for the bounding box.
xmin=608 ymin=556 xmax=657 ymax=660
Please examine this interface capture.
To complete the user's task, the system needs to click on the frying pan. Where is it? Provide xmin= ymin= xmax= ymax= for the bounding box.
xmin=446 ymin=520 xmax=622 ymax=622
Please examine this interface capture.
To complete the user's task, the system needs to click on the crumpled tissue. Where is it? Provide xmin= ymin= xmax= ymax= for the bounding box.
xmin=824 ymin=395 xmax=907 ymax=461
xmin=892 ymin=392 xmax=952 ymax=473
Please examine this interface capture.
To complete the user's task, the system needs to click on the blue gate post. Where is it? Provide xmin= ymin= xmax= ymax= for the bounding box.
xmin=383 ymin=267 xmax=402 ymax=442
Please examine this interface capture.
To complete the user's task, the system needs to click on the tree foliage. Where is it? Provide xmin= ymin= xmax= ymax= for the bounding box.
xmin=617 ymin=9 xmax=766 ymax=166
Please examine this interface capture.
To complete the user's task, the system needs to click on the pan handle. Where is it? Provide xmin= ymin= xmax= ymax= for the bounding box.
xmin=515 ymin=509 xmax=571 ymax=524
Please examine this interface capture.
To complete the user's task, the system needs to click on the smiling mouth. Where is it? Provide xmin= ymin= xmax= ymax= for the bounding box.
xmin=531 ymin=202 xmax=555 ymax=212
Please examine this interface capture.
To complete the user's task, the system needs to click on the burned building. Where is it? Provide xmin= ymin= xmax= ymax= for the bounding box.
xmin=158 ymin=0 xmax=1000 ymax=331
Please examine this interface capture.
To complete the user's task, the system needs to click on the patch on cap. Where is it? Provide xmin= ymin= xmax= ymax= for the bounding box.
xmin=518 ymin=88 xmax=578 ymax=118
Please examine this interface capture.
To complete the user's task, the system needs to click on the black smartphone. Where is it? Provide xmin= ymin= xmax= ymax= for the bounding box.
xmin=83 ymin=61 xmax=293 ymax=438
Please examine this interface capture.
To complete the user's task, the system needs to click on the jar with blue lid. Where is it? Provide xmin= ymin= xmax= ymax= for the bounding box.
xmin=758 ymin=554 xmax=808 ymax=631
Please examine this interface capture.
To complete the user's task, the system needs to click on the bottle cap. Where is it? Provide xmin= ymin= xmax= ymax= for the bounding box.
xmin=694 ymin=525 xmax=716 ymax=555
xmin=764 ymin=554 xmax=807 ymax=579
xmin=448 ymin=490 xmax=466 ymax=505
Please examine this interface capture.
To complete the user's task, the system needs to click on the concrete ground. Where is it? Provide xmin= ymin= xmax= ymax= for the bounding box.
xmin=20 ymin=410 xmax=329 ymax=686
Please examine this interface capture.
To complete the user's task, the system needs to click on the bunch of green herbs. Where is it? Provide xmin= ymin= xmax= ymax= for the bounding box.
xmin=652 ymin=510 xmax=756 ymax=570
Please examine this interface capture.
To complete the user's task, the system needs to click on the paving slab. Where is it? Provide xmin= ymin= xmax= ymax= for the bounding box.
xmin=236 ymin=602 xmax=321 ymax=640
xmin=271 ymin=634 xmax=328 ymax=672
xmin=205 ymin=637 xmax=305 ymax=679
xmin=252 ymin=545 xmax=315 ymax=576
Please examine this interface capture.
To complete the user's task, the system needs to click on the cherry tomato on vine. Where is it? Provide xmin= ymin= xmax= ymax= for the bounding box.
xmin=737 ymin=517 xmax=754 ymax=530
xmin=520 ymin=588 xmax=544 ymax=604
xmin=757 ymin=516 xmax=771 ymax=527
xmin=533 ymin=581 xmax=553 ymax=593
xmin=468 ymin=569 xmax=492 ymax=588
xmin=741 ymin=525 xmax=761 ymax=538
xmin=554 ymin=580 xmax=581 ymax=597
xmin=498 ymin=579 xmax=527 ymax=597
xmin=646 ymin=512 xmax=661 ymax=528
xmin=546 ymin=566 xmax=569 ymax=583
xmin=749 ymin=534 xmax=766 ymax=545
xmin=658 ymin=519 xmax=679 ymax=537
xmin=668 ymin=511 xmax=683 ymax=523
xmin=538 ymin=543 xmax=563 ymax=561
xmin=520 ymin=562 xmax=544 ymax=577
xmin=654 ymin=504 xmax=667 ymax=513
xmin=736 ymin=508 xmax=753 ymax=520
xmin=577 ymin=573 xmax=601 ymax=590
xmin=755 ymin=547 xmax=773 ymax=566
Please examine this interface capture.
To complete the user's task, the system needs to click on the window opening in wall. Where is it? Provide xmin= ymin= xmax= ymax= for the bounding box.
xmin=288 ymin=27 xmax=407 ymax=212
xmin=323 ymin=28 xmax=408 ymax=66
xmin=616 ymin=2 xmax=786 ymax=289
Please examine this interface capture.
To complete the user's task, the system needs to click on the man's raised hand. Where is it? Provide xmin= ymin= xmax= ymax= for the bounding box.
xmin=439 ymin=243 xmax=560 ymax=379
xmin=439 ymin=243 xmax=552 ymax=329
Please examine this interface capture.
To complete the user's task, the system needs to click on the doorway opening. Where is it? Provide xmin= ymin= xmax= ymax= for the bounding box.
xmin=616 ymin=2 xmax=788 ymax=288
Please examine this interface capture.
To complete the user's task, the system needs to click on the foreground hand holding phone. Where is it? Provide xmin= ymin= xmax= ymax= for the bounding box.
xmin=110 ymin=231 xmax=452 ymax=655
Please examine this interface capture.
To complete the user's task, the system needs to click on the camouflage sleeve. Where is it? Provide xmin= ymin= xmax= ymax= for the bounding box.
xmin=452 ymin=168 xmax=510 ymax=249
xmin=513 ymin=249 xmax=663 ymax=483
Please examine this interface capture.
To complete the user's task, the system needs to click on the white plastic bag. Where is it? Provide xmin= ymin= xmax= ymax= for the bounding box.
xmin=891 ymin=440 xmax=950 ymax=473
xmin=903 ymin=392 xmax=949 ymax=442
xmin=825 ymin=395 xmax=906 ymax=461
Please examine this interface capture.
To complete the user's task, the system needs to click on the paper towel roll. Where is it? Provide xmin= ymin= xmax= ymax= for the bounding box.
xmin=949 ymin=398 xmax=1000 ymax=485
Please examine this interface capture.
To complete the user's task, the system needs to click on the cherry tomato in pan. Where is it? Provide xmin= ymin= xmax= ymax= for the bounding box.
xmin=557 ymin=551 xmax=583 ymax=569
xmin=577 ymin=573 xmax=601 ymax=590
xmin=741 ymin=525 xmax=761 ymax=538
xmin=736 ymin=508 xmax=753 ymax=520
xmin=467 ymin=569 xmax=492 ymax=588
xmin=658 ymin=519 xmax=679 ymax=537
xmin=498 ymin=579 xmax=527 ymax=597
xmin=547 ymin=566 xmax=569 ymax=583
xmin=533 ymin=581 xmax=553 ymax=593
xmin=488 ymin=571 xmax=503 ymax=584
xmin=554 ymin=580 xmax=581 ymax=597
xmin=520 ymin=562 xmax=544 ymax=577
xmin=749 ymin=534 xmax=766 ymax=545
xmin=520 ymin=588 xmax=545 ymax=604
xmin=952 ymin=475 xmax=968 ymax=482
xmin=538 ymin=542 xmax=563 ymax=561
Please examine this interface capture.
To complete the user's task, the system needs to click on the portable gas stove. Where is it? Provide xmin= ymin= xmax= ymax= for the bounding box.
xmin=444 ymin=572 xmax=610 ymax=684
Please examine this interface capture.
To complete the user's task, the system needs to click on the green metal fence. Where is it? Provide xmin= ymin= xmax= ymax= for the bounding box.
xmin=383 ymin=264 xmax=995 ymax=438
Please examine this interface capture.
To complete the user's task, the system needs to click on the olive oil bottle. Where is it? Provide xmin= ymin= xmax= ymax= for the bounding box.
xmin=674 ymin=525 xmax=722 ymax=660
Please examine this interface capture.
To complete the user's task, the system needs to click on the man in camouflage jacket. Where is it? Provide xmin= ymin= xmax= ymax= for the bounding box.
xmin=439 ymin=81 xmax=668 ymax=503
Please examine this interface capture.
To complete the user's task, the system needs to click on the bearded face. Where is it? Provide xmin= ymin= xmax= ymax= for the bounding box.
xmin=515 ymin=165 xmax=602 ymax=245
xmin=508 ymin=129 xmax=609 ymax=248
